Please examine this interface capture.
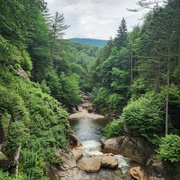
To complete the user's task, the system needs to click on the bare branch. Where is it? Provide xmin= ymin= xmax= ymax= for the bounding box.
xmin=127 ymin=0 xmax=167 ymax=12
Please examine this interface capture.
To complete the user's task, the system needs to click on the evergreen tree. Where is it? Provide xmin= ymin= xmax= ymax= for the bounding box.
xmin=114 ymin=18 xmax=128 ymax=49
xmin=48 ymin=12 xmax=69 ymax=66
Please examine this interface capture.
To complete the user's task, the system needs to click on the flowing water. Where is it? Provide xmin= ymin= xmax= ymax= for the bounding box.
xmin=69 ymin=114 xmax=132 ymax=179
xmin=69 ymin=117 xmax=110 ymax=142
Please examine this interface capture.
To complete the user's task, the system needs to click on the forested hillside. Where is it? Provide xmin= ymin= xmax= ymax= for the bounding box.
xmin=90 ymin=0 xmax=180 ymax=167
xmin=69 ymin=38 xmax=108 ymax=47
xmin=0 ymin=0 xmax=99 ymax=179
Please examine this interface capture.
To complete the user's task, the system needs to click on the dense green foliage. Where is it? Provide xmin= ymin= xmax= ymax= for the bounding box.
xmin=0 ymin=66 xmax=70 ymax=179
xmin=103 ymin=119 xmax=124 ymax=138
xmin=0 ymin=0 xmax=100 ymax=179
xmin=157 ymin=134 xmax=180 ymax=162
xmin=91 ymin=0 xmax=180 ymax=163
xmin=121 ymin=92 xmax=164 ymax=144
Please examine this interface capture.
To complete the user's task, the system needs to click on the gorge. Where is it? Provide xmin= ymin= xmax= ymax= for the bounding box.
xmin=54 ymin=96 xmax=151 ymax=180
xmin=0 ymin=0 xmax=180 ymax=179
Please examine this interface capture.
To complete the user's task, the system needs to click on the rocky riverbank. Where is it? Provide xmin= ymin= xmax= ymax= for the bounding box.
xmin=48 ymin=133 xmax=152 ymax=180
xmin=69 ymin=101 xmax=105 ymax=120
xmin=56 ymin=95 xmax=174 ymax=180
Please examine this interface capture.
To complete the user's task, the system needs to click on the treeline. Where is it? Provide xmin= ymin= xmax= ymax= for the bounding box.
xmin=90 ymin=0 xmax=180 ymax=163
xmin=69 ymin=38 xmax=108 ymax=47
xmin=0 ymin=0 xmax=99 ymax=179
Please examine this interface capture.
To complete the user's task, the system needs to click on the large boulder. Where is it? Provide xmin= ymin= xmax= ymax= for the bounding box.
xmin=71 ymin=149 xmax=84 ymax=162
xmin=87 ymin=108 xmax=94 ymax=113
xmin=101 ymin=155 xmax=118 ymax=169
xmin=78 ymin=157 xmax=101 ymax=173
xmin=69 ymin=133 xmax=79 ymax=147
xmin=101 ymin=138 xmax=122 ymax=155
xmin=130 ymin=166 xmax=148 ymax=180
xmin=101 ymin=136 xmax=153 ymax=164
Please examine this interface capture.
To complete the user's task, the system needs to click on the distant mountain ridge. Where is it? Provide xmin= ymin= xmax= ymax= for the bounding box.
xmin=68 ymin=38 xmax=108 ymax=47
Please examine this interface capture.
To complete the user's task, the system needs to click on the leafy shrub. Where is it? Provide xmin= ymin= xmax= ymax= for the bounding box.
xmin=40 ymin=80 xmax=51 ymax=94
xmin=157 ymin=134 xmax=180 ymax=163
xmin=0 ymin=170 xmax=25 ymax=180
xmin=59 ymin=73 xmax=81 ymax=107
xmin=0 ymin=35 xmax=18 ymax=64
xmin=121 ymin=92 xmax=164 ymax=144
xmin=6 ymin=121 xmax=29 ymax=154
xmin=107 ymin=93 xmax=124 ymax=111
xmin=93 ymin=87 xmax=109 ymax=110
xmin=0 ymin=85 xmax=30 ymax=123
xmin=104 ymin=119 xmax=124 ymax=138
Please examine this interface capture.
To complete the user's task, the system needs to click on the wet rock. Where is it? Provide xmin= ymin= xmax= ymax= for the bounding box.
xmin=101 ymin=155 xmax=118 ymax=169
xmin=71 ymin=149 xmax=84 ymax=162
xmin=152 ymin=162 xmax=164 ymax=174
xmin=129 ymin=166 xmax=148 ymax=180
xmin=69 ymin=133 xmax=79 ymax=147
xmin=101 ymin=137 xmax=122 ymax=155
xmin=88 ymin=108 xmax=94 ymax=113
xmin=78 ymin=157 xmax=101 ymax=173
xmin=101 ymin=136 xmax=153 ymax=164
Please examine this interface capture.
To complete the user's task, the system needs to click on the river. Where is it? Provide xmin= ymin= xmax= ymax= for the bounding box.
xmin=69 ymin=117 xmax=110 ymax=142
xmin=69 ymin=102 xmax=132 ymax=179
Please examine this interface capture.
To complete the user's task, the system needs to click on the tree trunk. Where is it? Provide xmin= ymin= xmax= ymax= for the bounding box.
xmin=130 ymin=50 xmax=133 ymax=84
xmin=165 ymin=44 xmax=170 ymax=135
xmin=155 ymin=57 xmax=160 ymax=94
xmin=178 ymin=42 xmax=180 ymax=67
xmin=50 ymin=34 xmax=56 ymax=67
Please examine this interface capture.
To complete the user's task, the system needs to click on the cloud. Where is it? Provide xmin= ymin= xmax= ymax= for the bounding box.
xmin=46 ymin=0 xmax=146 ymax=39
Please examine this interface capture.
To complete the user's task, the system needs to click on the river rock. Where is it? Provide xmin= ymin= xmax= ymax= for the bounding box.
xmin=152 ymin=162 xmax=164 ymax=174
xmin=78 ymin=157 xmax=101 ymax=173
xmin=69 ymin=133 xmax=79 ymax=147
xmin=130 ymin=166 xmax=148 ymax=180
xmin=101 ymin=136 xmax=153 ymax=163
xmin=47 ymin=149 xmax=90 ymax=180
xmin=101 ymin=155 xmax=118 ymax=169
xmin=71 ymin=149 xmax=84 ymax=162
xmin=101 ymin=137 xmax=122 ymax=155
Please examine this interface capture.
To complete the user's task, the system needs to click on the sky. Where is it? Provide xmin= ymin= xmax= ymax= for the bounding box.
xmin=45 ymin=0 xmax=147 ymax=40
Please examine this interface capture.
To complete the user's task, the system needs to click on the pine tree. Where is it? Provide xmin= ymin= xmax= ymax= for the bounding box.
xmin=48 ymin=12 xmax=69 ymax=66
xmin=114 ymin=18 xmax=128 ymax=49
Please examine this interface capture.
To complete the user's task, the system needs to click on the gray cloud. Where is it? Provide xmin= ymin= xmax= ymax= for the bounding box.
xmin=46 ymin=0 xmax=146 ymax=39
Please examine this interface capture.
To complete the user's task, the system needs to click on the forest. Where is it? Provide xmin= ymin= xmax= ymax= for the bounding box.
xmin=0 ymin=0 xmax=179 ymax=179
